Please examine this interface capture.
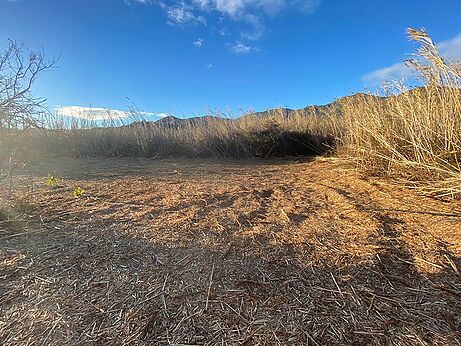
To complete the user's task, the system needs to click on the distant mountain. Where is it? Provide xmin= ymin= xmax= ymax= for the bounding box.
xmin=127 ymin=92 xmax=390 ymax=128
xmin=127 ymin=115 xmax=231 ymax=129
xmin=239 ymin=93 xmax=385 ymax=120
xmin=155 ymin=115 xmax=230 ymax=127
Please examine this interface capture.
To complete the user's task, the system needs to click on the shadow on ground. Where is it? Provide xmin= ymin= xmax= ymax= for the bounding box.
xmin=1 ymin=158 xmax=460 ymax=345
xmin=1 ymin=211 xmax=460 ymax=345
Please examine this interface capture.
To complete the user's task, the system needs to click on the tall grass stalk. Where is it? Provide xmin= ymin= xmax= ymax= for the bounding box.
xmin=2 ymin=108 xmax=337 ymax=160
xmin=340 ymin=28 xmax=461 ymax=197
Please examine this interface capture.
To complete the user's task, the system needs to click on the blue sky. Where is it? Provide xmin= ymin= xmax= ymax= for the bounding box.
xmin=1 ymin=0 xmax=461 ymax=120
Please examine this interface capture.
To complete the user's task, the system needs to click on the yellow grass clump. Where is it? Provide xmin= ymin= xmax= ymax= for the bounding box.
xmin=1 ymin=109 xmax=338 ymax=159
xmin=340 ymin=28 xmax=461 ymax=197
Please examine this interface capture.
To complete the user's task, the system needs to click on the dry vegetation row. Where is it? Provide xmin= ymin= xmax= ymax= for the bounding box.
xmin=2 ymin=29 xmax=461 ymax=197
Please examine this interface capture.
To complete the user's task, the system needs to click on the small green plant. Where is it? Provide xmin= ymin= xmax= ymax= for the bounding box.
xmin=46 ymin=173 xmax=57 ymax=188
xmin=73 ymin=186 xmax=86 ymax=198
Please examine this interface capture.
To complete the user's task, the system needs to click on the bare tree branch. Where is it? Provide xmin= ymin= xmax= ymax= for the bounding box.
xmin=0 ymin=40 xmax=58 ymax=129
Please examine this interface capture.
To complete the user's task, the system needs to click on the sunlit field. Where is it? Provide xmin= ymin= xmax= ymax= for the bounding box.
xmin=1 ymin=26 xmax=461 ymax=346
xmin=1 ymin=157 xmax=460 ymax=345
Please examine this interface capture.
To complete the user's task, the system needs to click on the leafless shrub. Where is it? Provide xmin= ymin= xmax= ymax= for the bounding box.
xmin=0 ymin=40 xmax=56 ymax=194
xmin=0 ymin=40 xmax=57 ymax=128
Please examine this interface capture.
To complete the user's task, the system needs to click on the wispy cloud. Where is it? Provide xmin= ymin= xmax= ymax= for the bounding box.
xmin=363 ymin=62 xmax=417 ymax=84
xmin=363 ymin=32 xmax=461 ymax=85
xmin=158 ymin=1 xmax=207 ymax=25
xmin=130 ymin=0 xmax=321 ymax=45
xmin=193 ymin=38 xmax=204 ymax=47
xmin=231 ymin=42 xmax=254 ymax=54
xmin=196 ymin=0 xmax=321 ymax=17
xmin=438 ymin=33 xmax=461 ymax=61
xmin=156 ymin=112 xmax=170 ymax=118
xmin=219 ymin=28 xmax=229 ymax=36
xmin=192 ymin=0 xmax=319 ymax=17
xmin=124 ymin=0 xmax=152 ymax=4
xmin=56 ymin=106 xmax=154 ymax=120
xmin=295 ymin=0 xmax=321 ymax=14
xmin=240 ymin=14 xmax=264 ymax=41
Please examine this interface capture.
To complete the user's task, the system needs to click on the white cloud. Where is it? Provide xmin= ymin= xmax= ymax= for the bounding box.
xmin=56 ymin=106 xmax=154 ymax=120
xmin=158 ymin=1 xmax=207 ymax=25
xmin=156 ymin=112 xmax=170 ymax=118
xmin=194 ymin=0 xmax=285 ymax=17
xmin=193 ymin=38 xmax=204 ymax=46
xmin=134 ymin=0 xmax=320 ymax=42
xmin=295 ymin=0 xmax=321 ymax=14
xmin=363 ymin=32 xmax=461 ymax=85
xmin=240 ymin=14 xmax=264 ymax=41
xmin=199 ymin=0 xmax=320 ymax=16
xmin=124 ymin=0 xmax=152 ymax=4
xmin=438 ymin=33 xmax=461 ymax=62
xmin=231 ymin=42 xmax=253 ymax=54
xmin=207 ymin=63 xmax=214 ymax=68
xmin=363 ymin=62 xmax=417 ymax=84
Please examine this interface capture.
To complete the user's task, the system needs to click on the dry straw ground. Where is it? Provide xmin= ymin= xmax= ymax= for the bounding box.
xmin=1 ymin=157 xmax=460 ymax=345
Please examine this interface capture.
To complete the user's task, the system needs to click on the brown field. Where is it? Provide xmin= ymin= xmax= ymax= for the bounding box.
xmin=1 ymin=157 xmax=460 ymax=345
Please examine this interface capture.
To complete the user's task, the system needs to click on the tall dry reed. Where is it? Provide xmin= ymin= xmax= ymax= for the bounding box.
xmin=340 ymin=28 xmax=461 ymax=197
xmin=2 ymin=108 xmax=338 ymax=160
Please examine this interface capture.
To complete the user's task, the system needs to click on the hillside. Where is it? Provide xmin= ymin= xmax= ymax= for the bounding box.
xmin=127 ymin=115 xmax=231 ymax=128
xmin=126 ymin=92 xmax=387 ymax=128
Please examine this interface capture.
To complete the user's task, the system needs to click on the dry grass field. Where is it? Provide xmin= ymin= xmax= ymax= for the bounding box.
xmin=1 ymin=157 xmax=460 ymax=345
xmin=1 ymin=28 xmax=461 ymax=346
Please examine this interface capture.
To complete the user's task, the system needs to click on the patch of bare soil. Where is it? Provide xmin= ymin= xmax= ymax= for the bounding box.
xmin=1 ymin=157 xmax=460 ymax=345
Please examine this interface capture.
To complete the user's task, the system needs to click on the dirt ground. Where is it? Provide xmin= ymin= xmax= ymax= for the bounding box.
xmin=1 ymin=157 xmax=460 ymax=345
